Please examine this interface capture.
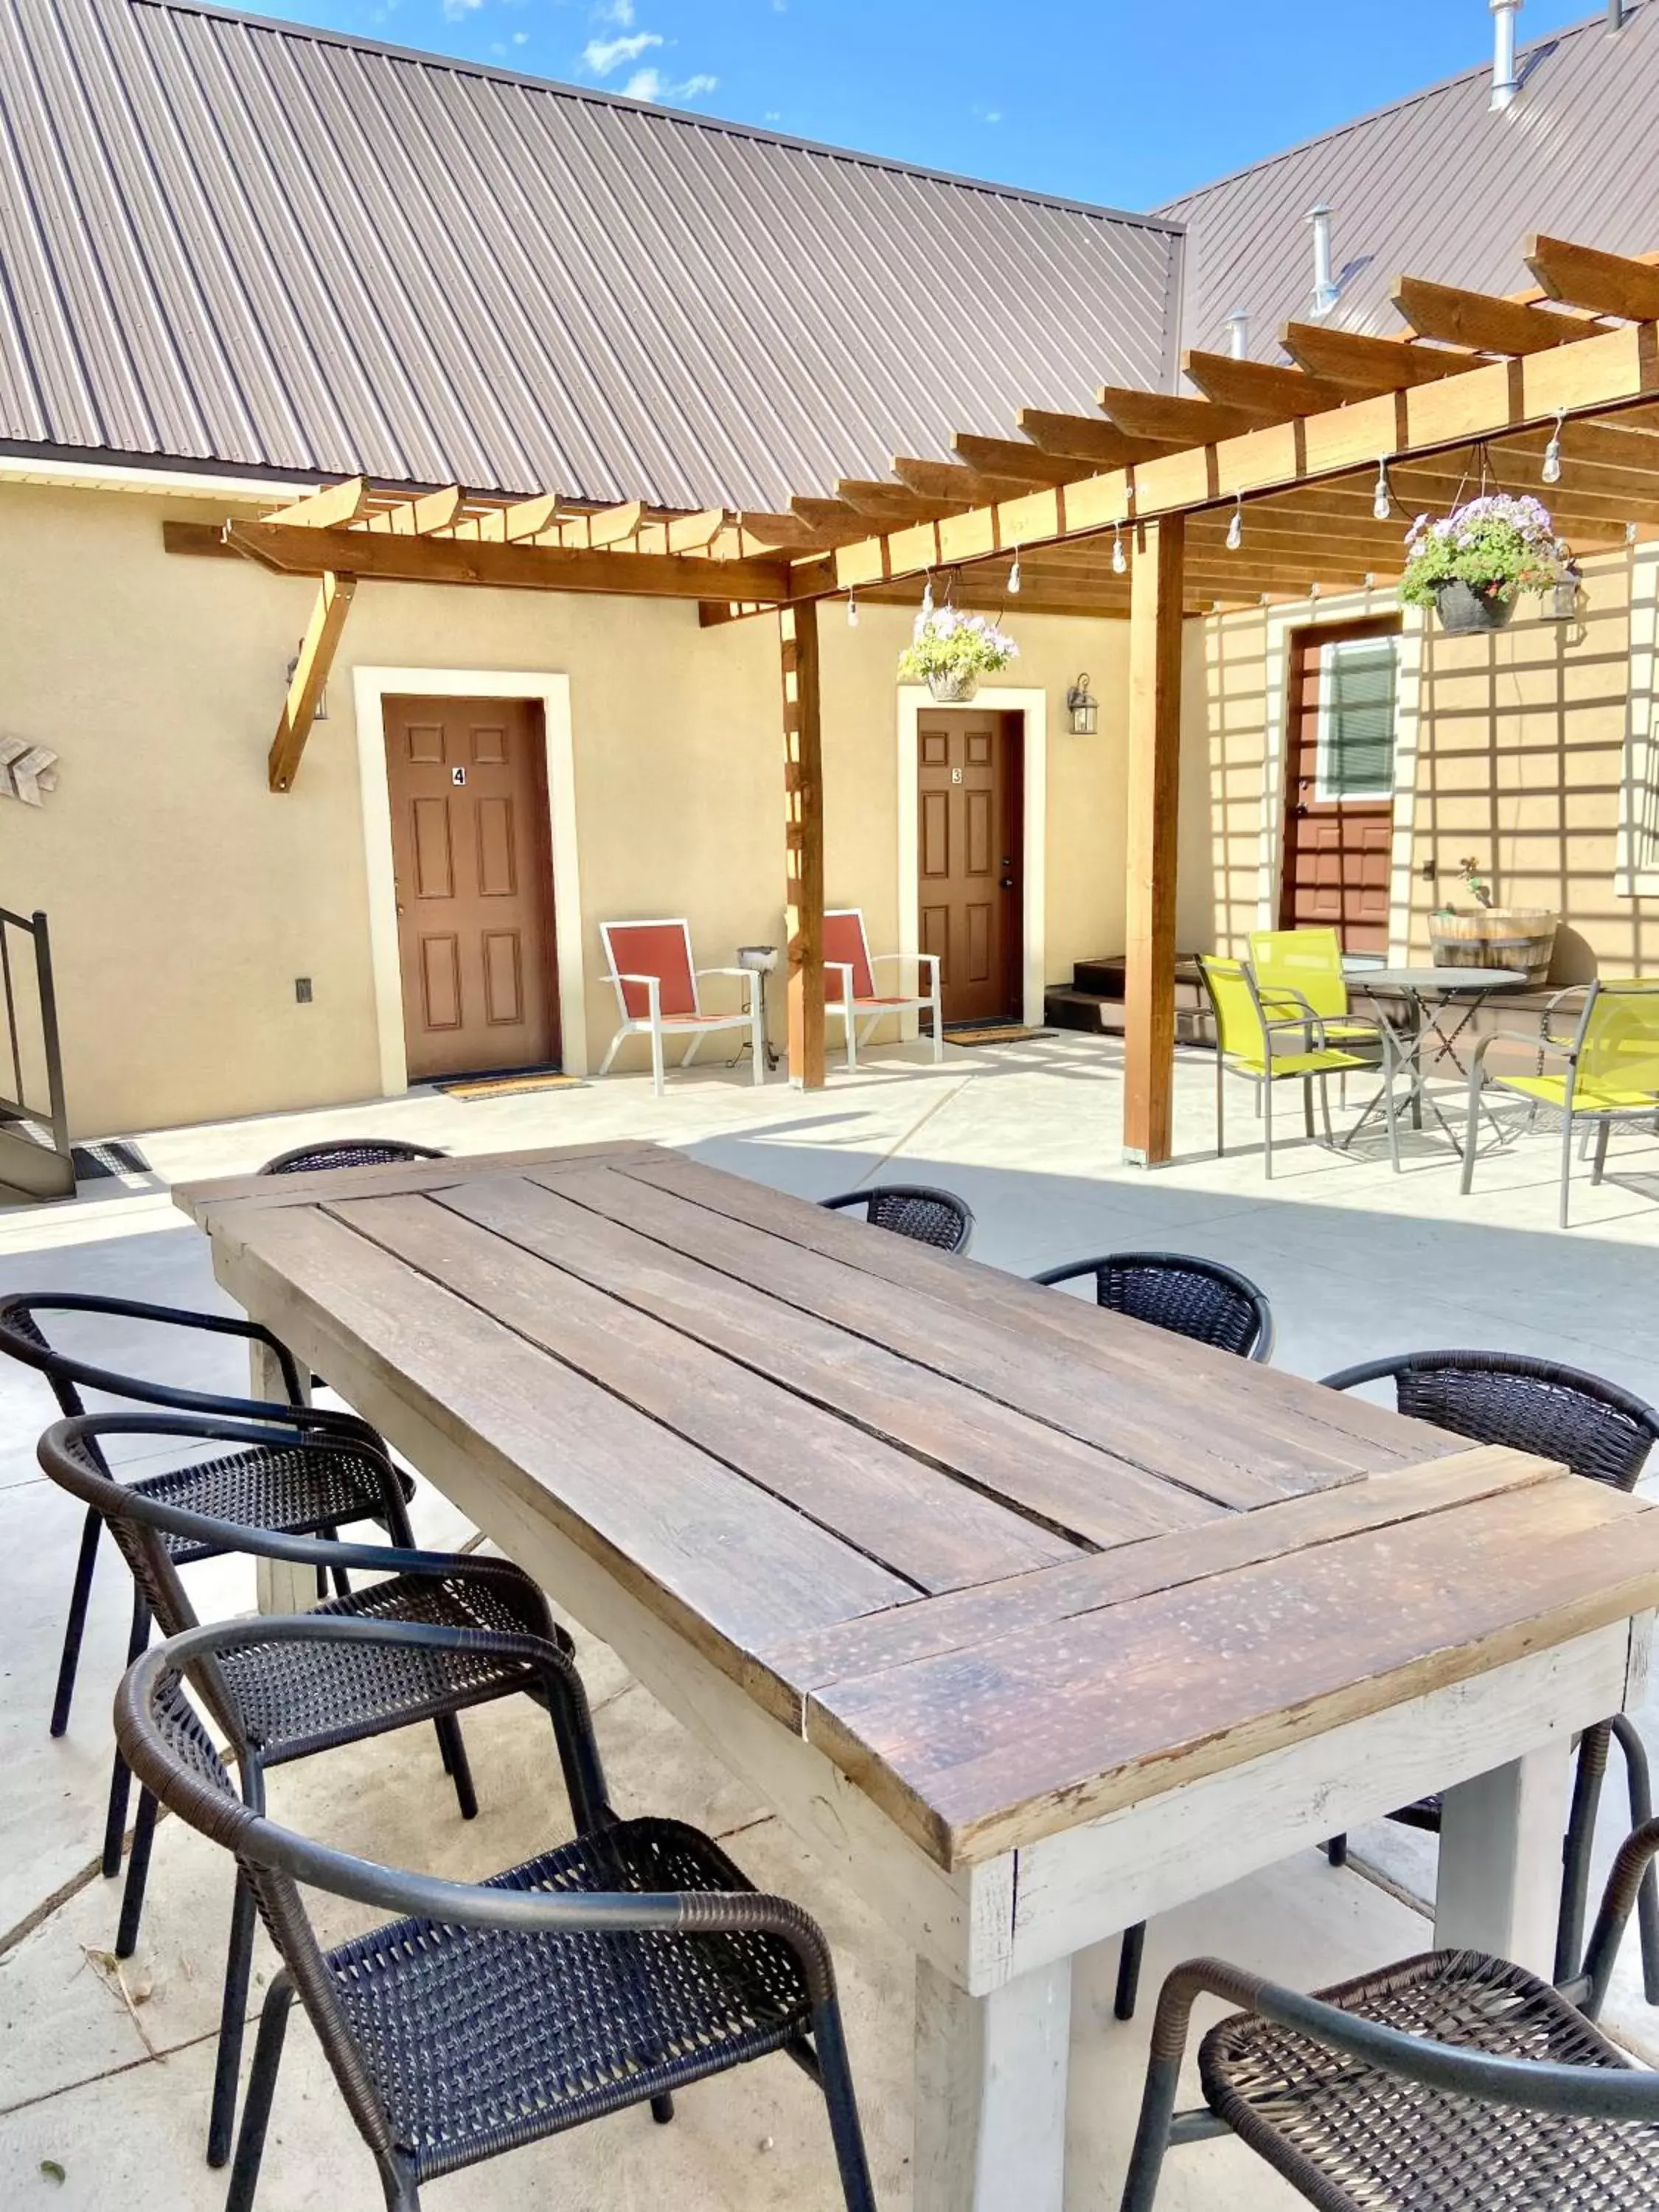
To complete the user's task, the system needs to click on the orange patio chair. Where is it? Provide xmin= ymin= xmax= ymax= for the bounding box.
xmin=823 ymin=908 xmax=942 ymax=1073
xmin=599 ymin=919 xmax=765 ymax=1096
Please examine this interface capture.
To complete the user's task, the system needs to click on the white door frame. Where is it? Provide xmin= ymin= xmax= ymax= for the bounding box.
xmin=897 ymin=685 xmax=1048 ymax=1029
xmin=352 ymin=668 xmax=585 ymax=1094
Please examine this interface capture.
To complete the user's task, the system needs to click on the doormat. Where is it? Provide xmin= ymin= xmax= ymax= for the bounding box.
xmin=71 ymin=1138 xmax=151 ymax=1180
xmin=437 ymin=1070 xmax=584 ymax=1101
xmin=943 ymin=1024 xmax=1053 ymax=1048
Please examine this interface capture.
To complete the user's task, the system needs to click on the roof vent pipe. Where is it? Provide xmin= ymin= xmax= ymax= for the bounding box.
xmin=1225 ymin=310 xmax=1250 ymax=358
xmin=1308 ymin=206 xmax=1338 ymax=319
xmin=1608 ymin=0 xmax=1624 ymax=30
xmin=1490 ymin=0 xmax=1522 ymax=109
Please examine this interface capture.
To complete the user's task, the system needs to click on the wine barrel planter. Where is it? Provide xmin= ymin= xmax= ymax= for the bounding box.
xmin=1434 ymin=579 xmax=1517 ymax=635
xmin=1429 ymin=908 xmax=1557 ymax=984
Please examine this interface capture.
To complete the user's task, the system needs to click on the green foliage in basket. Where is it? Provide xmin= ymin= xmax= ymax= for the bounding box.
xmin=897 ymin=608 xmax=1019 ymax=683
xmin=1399 ymin=493 xmax=1568 ymax=610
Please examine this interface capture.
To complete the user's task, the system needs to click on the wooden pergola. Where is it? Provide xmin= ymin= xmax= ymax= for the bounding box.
xmin=170 ymin=231 xmax=1659 ymax=1156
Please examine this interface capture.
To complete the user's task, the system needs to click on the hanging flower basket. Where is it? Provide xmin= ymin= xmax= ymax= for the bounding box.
xmin=1398 ymin=493 xmax=1569 ymax=635
xmin=898 ymin=608 xmax=1018 ymax=698
xmin=926 ymin=667 xmax=979 ymax=702
xmin=1433 ymin=578 xmax=1517 ymax=635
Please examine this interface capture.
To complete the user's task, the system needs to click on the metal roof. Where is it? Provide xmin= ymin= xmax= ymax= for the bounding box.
xmin=0 ymin=0 xmax=1183 ymax=507
xmin=1161 ymin=4 xmax=1659 ymax=368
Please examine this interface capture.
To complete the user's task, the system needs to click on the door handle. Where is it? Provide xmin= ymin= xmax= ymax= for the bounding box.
xmin=999 ymin=877 xmax=1015 ymax=890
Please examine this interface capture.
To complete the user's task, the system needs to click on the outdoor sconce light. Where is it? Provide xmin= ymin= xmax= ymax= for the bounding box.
xmin=1550 ymin=563 xmax=1582 ymax=623
xmin=1066 ymin=675 xmax=1099 ymax=737
xmin=285 ymin=645 xmax=327 ymax=720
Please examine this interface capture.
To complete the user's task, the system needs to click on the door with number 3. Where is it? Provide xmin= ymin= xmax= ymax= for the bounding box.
xmin=384 ymin=695 xmax=559 ymax=1081
xmin=917 ymin=709 xmax=1023 ymax=1026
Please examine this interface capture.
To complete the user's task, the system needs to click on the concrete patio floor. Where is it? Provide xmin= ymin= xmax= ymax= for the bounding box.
xmin=4 ymin=1029 xmax=1659 ymax=2211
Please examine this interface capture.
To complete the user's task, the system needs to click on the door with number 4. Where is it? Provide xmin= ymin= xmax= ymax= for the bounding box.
xmin=918 ymin=709 xmax=1023 ymax=1026
xmin=384 ymin=695 xmax=559 ymax=1081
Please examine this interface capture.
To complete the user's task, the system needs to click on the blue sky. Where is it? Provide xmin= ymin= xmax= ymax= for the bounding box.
xmin=271 ymin=0 xmax=1601 ymax=209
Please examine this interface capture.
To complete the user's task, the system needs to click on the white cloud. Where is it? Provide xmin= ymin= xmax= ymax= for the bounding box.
xmin=512 ymin=27 xmax=529 ymax=41
xmin=594 ymin=0 xmax=634 ymax=20
xmin=583 ymin=29 xmax=661 ymax=72
xmin=440 ymin=0 xmax=482 ymax=18
xmin=622 ymin=66 xmax=718 ymax=101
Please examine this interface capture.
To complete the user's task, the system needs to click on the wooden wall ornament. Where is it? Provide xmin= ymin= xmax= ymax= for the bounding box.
xmin=0 ymin=737 xmax=59 ymax=806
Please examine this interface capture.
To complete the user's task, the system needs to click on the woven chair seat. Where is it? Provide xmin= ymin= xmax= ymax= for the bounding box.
xmin=215 ymin=1567 xmax=560 ymax=1761
xmin=324 ymin=1818 xmax=813 ymax=2180
xmin=1200 ymin=1950 xmax=1659 ymax=2210
xmin=136 ymin=1442 xmax=414 ymax=1568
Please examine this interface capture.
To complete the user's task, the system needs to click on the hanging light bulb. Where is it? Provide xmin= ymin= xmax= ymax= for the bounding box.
xmin=846 ymin=587 xmax=858 ymax=627
xmin=1008 ymin=546 xmax=1022 ymax=594
xmin=1372 ymin=459 xmax=1391 ymax=522
xmin=920 ymin=572 xmax=934 ymax=618
xmin=1542 ymin=408 xmax=1565 ymax=487
xmin=1111 ymin=524 xmax=1127 ymax=575
xmin=1225 ymin=495 xmax=1243 ymax=552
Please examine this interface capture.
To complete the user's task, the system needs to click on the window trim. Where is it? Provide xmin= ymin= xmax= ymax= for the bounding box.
xmin=1312 ymin=633 xmax=1400 ymax=804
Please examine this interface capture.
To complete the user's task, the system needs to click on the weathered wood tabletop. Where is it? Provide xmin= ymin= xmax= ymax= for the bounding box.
xmin=178 ymin=1141 xmax=1659 ymax=2211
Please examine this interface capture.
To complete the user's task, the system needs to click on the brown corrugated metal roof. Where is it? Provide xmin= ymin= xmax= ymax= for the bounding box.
xmin=0 ymin=0 xmax=1183 ymax=505
xmin=1161 ymin=4 xmax=1659 ymax=367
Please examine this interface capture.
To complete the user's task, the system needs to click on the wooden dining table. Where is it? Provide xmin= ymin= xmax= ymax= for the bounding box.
xmin=178 ymin=1140 xmax=1659 ymax=2211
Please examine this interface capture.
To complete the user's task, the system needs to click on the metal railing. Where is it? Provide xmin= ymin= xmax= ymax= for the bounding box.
xmin=0 ymin=905 xmax=72 ymax=1197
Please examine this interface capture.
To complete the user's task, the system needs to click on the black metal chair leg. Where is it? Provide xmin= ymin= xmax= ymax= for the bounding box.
xmin=50 ymin=1507 xmax=102 ymax=1737
xmin=226 ymin=1971 xmax=292 ymax=2212
xmin=433 ymin=1712 xmax=477 ymax=1820
xmin=1119 ymin=2050 xmax=1183 ymax=2212
xmin=376 ymin=2152 xmax=422 ymax=2211
xmin=650 ymin=2093 xmax=675 ymax=2124
xmin=209 ymin=1874 xmax=261 ymax=2167
xmin=114 ymin=1787 xmax=157 ymax=1958
xmin=1326 ymin=1834 xmax=1348 ymax=1868
xmin=811 ymin=1999 xmax=879 ymax=2212
xmin=102 ymin=1587 xmax=152 ymax=1877
xmin=1115 ymin=1921 xmax=1147 ymax=2022
xmin=1611 ymin=1714 xmax=1659 ymax=2003
xmin=1557 ymin=1724 xmax=1610 ymax=1983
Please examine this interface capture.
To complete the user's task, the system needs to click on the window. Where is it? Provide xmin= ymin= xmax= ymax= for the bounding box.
xmin=1315 ymin=635 xmax=1399 ymax=801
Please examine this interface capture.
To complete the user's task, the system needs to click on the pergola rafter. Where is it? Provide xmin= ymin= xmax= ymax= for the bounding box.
xmin=168 ymin=231 xmax=1659 ymax=1128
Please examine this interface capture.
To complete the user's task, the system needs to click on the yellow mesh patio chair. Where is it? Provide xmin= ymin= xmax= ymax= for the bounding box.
xmin=1247 ymin=928 xmax=1389 ymax=1054
xmin=1198 ymin=954 xmax=1399 ymax=1180
xmin=1461 ymin=978 xmax=1659 ymax=1228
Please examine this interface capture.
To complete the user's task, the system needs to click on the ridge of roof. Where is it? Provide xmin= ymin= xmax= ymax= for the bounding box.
xmin=131 ymin=0 xmax=1184 ymax=236
xmin=1155 ymin=3 xmax=1636 ymax=213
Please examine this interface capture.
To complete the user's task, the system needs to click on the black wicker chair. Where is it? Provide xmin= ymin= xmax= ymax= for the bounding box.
xmin=41 ymin=1408 xmax=579 ymax=2169
xmin=1032 ymin=1253 xmax=1273 ymax=1363
xmin=117 ymin=1613 xmax=878 ymax=2212
xmin=1320 ymin=1349 xmax=1659 ymax=1996
xmin=819 ymin=1183 xmax=973 ymax=1253
xmin=258 ymin=1138 xmax=447 ymax=1174
xmin=1118 ymin=1815 xmax=1659 ymax=2211
xmin=0 ymin=1293 xmax=415 ymax=1869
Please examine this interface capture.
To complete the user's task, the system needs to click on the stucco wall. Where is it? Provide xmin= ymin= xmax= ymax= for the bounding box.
xmin=1177 ymin=549 xmax=1659 ymax=978
xmin=1 ymin=483 xmax=1129 ymax=1138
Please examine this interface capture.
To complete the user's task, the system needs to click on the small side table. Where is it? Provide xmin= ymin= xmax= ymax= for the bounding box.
xmin=1343 ymin=964 xmax=1529 ymax=1147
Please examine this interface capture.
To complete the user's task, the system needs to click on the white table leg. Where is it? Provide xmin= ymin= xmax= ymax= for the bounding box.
xmin=1435 ymin=1739 xmax=1571 ymax=1975
xmin=913 ymin=1955 xmax=1071 ymax=2212
xmin=248 ymin=1335 xmax=316 ymax=1615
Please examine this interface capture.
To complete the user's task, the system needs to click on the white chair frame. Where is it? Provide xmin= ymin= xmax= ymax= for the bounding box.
xmin=598 ymin=919 xmax=765 ymax=1096
xmin=823 ymin=908 xmax=943 ymax=1073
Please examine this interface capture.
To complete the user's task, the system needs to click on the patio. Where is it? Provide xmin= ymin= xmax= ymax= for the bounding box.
xmin=4 ymin=1032 xmax=1659 ymax=2210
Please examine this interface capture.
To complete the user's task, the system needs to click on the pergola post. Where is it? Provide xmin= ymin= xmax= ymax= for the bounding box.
xmin=1122 ymin=515 xmax=1185 ymax=1166
xmin=779 ymin=599 xmax=826 ymax=1088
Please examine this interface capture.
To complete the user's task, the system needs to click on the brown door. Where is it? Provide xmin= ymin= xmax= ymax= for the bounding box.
xmin=918 ymin=709 xmax=1023 ymax=1025
xmin=1279 ymin=618 xmax=1402 ymax=956
xmin=383 ymin=695 xmax=558 ymax=1081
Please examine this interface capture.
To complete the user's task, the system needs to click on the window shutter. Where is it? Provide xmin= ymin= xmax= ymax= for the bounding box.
xmin=1321 ymin=638 xmax=1397 ymax=798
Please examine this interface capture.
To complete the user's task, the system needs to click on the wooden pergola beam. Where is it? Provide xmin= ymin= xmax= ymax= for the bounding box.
xmin=950 ymin=434 xmax=1093 ymax=484
xmin=1122 ymin=517 xmax=1184 ymax=1169
xmin=1391 ymin=274 xmax=1610 ymax=357
xmin=268 ymin=571 xmax=355 ymax=793
xmin=1099 ymin=385 xmax=1266 ymax=442
xmin=779 ymin=601 xmax=825 ymax=1090
xmin=368 ymin=485 xmax=465 ymax=536
xmin=1016 ymin=410 xmax=1178 ymax=466
xmin=264 ymin=476 xmax=372 ymax=529
xmin=1182 ymin=352 xmax=1351 ymax=417
xmin=1278 ymin=323 xmax=1482 ymax=391
xmin=1524 ymin=235 xmax=1659 ymax=325
xmin=220 ymin=519 xmax=791 ymax=601
xmin=894 ymin=456 xmax=1034 ymax=504
xmin=838 ymin=478 xmax=969 ymax=522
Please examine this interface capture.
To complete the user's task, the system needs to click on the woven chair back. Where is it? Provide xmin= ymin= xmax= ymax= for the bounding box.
xmin=1388 ymin=1356 xmax=1658 ymax=1492
xmin=1248 ymin=928 xmax=1350 ymax=1020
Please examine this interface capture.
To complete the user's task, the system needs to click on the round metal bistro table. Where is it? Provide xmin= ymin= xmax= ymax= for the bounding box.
xmin=1342 ymin=964 xmax=1530 ymax=1149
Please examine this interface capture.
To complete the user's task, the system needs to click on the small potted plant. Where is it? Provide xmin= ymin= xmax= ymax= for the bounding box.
xmin=897 ymin=607 xmax=1018 ymax=702
xmin=1399 ymin=493 xmax=1570 ymax=636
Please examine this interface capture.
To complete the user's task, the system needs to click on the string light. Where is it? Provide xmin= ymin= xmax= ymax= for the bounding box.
xmin=1372 ymin=459 xmax=1391 ymax=522
xmin=920 ymin=571 xmax=934 ymax=618
xmin=846 ymin=587 xmax=858 ymax=627
xmin=1542 ymin=408 xmax=1565 ymax=487
xmin=1111 ymin=524 xmax=1127 ymax=574
xmin=1008 ymin=546 xmax=1022 ymax=594
xmin=1225 ymin=494 xmax=1243 ymax=552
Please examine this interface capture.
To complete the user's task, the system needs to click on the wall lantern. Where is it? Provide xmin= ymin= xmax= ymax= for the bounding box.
xmin=1549 ymin=563 xmax=1582 ymax=624
xmin=1065 ymin=674 xmax=1099 ymax=737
